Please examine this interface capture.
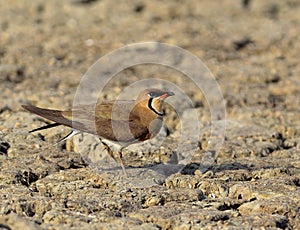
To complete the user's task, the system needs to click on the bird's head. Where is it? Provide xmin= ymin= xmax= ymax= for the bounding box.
xmin=136 ymin=88 xmax=174 ymax=116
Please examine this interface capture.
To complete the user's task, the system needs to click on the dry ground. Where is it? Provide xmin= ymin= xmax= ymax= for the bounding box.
xmin=0 ymin=0 xmax=299 ymax=229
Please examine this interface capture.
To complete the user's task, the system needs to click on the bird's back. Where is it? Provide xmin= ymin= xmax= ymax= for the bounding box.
xmin=65 ymin=101 xmax=150 ymax=142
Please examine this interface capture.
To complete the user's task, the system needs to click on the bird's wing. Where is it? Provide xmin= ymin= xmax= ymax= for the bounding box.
xmin=22 ymin=103 xmax=149 ymax=142
xmin=95 ymin=100 xmax=135 ymax=120
xmin=93 ymin=117 xmax=149 ymax=142
xmin=60 ymin=101 xmax=135 ymax=120
xmin=68 ymin=104 xmax=149 ymax=142
xmin=61 ymin=101 xmax=137 ymax=135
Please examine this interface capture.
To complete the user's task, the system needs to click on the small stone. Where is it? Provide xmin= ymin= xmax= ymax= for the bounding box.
xmin=143 ymin=196 xmax=161 ymax=207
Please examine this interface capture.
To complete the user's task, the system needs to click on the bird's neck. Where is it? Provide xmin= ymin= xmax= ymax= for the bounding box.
xmin=148 ymin=98 xmax=163 ymax=116
xmin=132 ymin=99 xmax=163 ymax=125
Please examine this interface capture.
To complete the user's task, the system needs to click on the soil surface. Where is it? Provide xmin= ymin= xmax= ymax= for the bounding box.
xmin=1 ymin=0 xmax=299 ymax=229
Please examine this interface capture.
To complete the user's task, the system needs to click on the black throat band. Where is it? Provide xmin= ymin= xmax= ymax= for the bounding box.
xmin=148 ymin=98 xmax=163 ymax=116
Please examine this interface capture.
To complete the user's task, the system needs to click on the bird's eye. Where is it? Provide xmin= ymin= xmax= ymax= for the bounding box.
xmin=147 ymin=92 xmax=156 ymax=98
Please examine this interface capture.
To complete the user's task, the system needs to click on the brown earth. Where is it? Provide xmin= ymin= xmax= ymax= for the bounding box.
xmin=0 ymin=0 xmax=299 ymax=229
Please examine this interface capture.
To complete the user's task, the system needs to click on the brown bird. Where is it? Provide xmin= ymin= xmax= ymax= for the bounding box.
xmin=22 ymin=88 xmax=174 ymax=176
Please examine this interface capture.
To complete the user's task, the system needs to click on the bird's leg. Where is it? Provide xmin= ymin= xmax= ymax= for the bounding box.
xmin=117 ymin=147 xmax=128 ymax=177
xmin=99 ymin=139 xmax=128 ymax=177
xmin=99 ymin=139 xmax=111 ymax=153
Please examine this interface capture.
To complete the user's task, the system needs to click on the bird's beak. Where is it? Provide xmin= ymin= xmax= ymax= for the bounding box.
xmin=159 ymin=91 xmax=175 ymax=99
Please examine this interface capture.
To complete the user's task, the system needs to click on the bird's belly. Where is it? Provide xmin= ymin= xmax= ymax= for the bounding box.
xmin=100 ymin=138 xmax=137 ymax=152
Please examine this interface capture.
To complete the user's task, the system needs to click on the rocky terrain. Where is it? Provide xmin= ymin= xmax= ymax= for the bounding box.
xmin=0 ymin=0 xmax=299 ymax=229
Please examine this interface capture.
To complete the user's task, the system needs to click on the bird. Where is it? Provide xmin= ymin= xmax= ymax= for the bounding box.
xmin=22 ymin=88 xmax=174 ymax=176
